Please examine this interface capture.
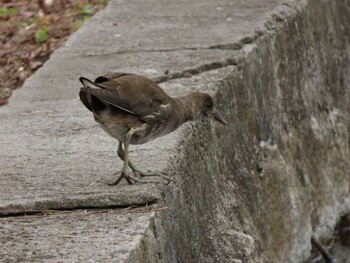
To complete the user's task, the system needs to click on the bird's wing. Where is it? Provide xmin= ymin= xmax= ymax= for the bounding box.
xmin=79 ymin=73 xmax=170 ymax=117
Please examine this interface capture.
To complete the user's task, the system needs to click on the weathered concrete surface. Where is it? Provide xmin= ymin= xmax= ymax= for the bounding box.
xmin=156 ymin=0 xmax=350 ymax=262
xmin=0 ymin=0 xmax=349 ymax=262
xmin=0 ymin=210 xmax=156 ymax=262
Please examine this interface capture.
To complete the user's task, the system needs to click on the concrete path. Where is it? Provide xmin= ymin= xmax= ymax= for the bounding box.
xmin=0 ymin=0 xmax=287 ymax=261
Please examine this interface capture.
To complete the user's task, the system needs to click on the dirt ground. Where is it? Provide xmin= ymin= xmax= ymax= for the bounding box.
xmin=0 ymin=0 xmax=106 ymax=105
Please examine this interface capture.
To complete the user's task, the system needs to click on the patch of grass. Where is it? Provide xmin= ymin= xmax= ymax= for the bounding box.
xmin=34 ymin=26 xmax=48 ymax=43
xmin=0 ymin=7 xmax=17 ymax=15
xmin=78 ymin=5 xmax=93 ymax=17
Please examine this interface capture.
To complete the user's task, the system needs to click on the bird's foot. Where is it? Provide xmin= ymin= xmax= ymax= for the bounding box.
xmin=107 ymin=170 xmax=165 ymax=185
xmin=107 ymin=171 xmax=133 ymax=185
xmin=128 ymin=173 xmax=161 ymax=183
xmin=133 ymin=169 xmax=175 ymax=184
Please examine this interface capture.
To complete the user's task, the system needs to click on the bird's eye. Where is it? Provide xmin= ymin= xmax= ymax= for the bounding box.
xmin=206 ymin=102 xmax=213 ymax=108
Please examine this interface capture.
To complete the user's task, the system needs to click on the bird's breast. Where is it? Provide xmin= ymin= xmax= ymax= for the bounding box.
xmin=92 ymin=106 xmax=184 ymax=144
xmin=130 ymin=122 xmax=166 ymax=144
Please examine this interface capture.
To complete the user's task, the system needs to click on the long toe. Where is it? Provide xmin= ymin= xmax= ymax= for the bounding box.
xmin=135 ymin=169 xmax=175 ymax=183
xmin=128 ymin=173 xmax=161 ymax=183
xmin=107 ymin=171 xmax=133 ymax=186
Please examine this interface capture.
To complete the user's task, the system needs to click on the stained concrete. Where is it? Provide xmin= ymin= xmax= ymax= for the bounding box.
xmin=1 ymin=0 xmax=349 ymax=262
xmin=0 ymin=210 xmax=157 ymax=262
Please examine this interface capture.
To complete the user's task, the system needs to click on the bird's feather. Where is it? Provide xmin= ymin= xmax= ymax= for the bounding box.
xmin=79 ymin=74 xmax=170 ymax=118
xmin=79 ymin=89 xmax=92 ymax=112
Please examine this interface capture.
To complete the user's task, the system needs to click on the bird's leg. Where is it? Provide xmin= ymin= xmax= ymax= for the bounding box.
xmin=108 ymin=131 xmax=135 ymax=185
xmin=108 ymin=142 xmax=132 ymax=185
xmin=117 ymin=141 xmax=174 ymax=183
xmin=121 ymin=138 xmax=134 ymax=184
xmin=108 ymin=129 xmax=159 ymax=185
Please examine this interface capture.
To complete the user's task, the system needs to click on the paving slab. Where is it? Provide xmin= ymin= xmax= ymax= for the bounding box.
xmin=0 ymin=0 xmax=284 ymax=212
xmin=0 ymin=209 xmax=156 ymax=262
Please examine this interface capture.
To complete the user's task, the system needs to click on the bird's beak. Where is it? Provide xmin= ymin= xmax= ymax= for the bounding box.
xmin=212 ymin=110 xmax=227 ymax=125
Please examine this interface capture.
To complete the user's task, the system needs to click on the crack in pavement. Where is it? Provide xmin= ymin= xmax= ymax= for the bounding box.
xmin=153 ymin=57 xmax=240 ymax=84
xmin=80 ymin=38 xmax=260 ymax=84
xmin=0 ymin=203 xmax=163 ymax=219
xmin=82 ymin=41 xmax=250 ymax=57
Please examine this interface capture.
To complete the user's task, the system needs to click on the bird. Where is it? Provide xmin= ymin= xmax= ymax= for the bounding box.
xmin=79 ymin=72 xmax=227 ymax=185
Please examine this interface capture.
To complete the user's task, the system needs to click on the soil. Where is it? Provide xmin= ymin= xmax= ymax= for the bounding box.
xmin=0 ymin=0 xmax=106 ymax=106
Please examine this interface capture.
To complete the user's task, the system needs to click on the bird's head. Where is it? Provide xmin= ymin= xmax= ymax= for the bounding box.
xmin=191 ymin=92 xmax=227 ymax=125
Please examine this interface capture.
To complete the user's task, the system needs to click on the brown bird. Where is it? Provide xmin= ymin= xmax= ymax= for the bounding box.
xmin=79 ymin=73 xmax=227 ymax=185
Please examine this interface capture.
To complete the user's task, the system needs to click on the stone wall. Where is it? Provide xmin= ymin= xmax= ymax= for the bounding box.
xmin=133 ymin=0 xmax=350 ymax=262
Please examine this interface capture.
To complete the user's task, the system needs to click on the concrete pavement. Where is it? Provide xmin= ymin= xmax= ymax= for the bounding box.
xmin=3 ymin=0 xmax=349 ymax=262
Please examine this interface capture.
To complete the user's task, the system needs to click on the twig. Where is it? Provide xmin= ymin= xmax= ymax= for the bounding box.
xmin=311 ymin=235 xmax=335 ymax=263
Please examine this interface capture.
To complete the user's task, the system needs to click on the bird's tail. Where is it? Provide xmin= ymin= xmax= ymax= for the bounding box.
xmin=79 ymin=77 xmax=101 ymax=89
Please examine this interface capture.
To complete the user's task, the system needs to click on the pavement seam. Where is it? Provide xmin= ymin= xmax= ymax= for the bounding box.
xmin=161 ymin=0 xmax=305 ymax=82
xmin=153 ymin=58 xmax=240 ymax=83
xmin=0 ymin=203 xmax=164 ymax=219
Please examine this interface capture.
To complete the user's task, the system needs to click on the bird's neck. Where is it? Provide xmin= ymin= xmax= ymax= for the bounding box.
xmin=171 ymin=94 xmax=198 ymax=124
